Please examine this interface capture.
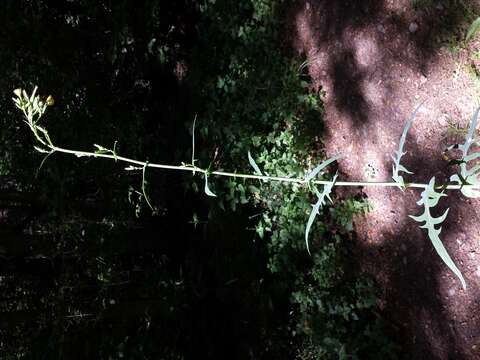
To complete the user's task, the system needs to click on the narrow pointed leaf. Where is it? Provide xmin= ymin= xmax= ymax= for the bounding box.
xmin=33 ymin=146 xmax=51 ymax=154
xmin=305 ymin=155 xmax=341 ymax=181
xmin=305 ymin=201 xmax=321 ymax=255
xmin=192 ymin=115 xmax=197 ymax=167
xmin=204 ymin=174 xmax=217 ymax=197
xmin=142 ymin=163 xmax=154 ymax=210
xmin=248 ymin=151 xmax=263 ymax=176
xmin=392 ymin=102 xmax=424 ymax=188
xmin=305 ymin=174 xmax=337 ymax=254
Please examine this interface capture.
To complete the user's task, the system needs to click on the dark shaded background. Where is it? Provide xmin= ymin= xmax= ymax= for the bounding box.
xmin=0 ymin=1 xmax=403 ymax=359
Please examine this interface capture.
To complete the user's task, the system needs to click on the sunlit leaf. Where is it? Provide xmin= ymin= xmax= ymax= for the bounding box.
xmin=409 ymin=177 xmax=466 ymax=289
xmin=392 ymin=102 xmax=423 ymax=188
xmin=305 ymin=155 xmax=341 ymax=182
xmin=449 ymin=107 xmax=480 ymax=198
xmin=305 ymin=174 xmax=337 ymax=254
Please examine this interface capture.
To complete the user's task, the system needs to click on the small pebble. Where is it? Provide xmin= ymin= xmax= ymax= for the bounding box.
xmin=409 ymin=22 xmax=419 ymax=33
xmin=438 ymin=114 xmax=448 ymax=126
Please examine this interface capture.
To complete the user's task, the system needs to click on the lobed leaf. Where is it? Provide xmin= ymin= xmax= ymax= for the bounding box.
xmin=305 ymin=174 xmax=337 ymax=254
xmin=449 ymin=107 xmax=480 ymax=197
xmin=409 ymin=177 xmax=466 ymax=289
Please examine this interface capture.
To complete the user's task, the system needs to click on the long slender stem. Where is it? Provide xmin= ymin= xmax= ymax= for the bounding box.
xmin=49 ymin=146 xmax=470 ymax=191
xmin=15 ymin=91 xmax=474 ymax=192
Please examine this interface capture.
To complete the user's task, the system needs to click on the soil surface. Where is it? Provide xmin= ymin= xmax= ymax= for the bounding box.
xmin=292 ymin=1 xmax=480 ymax=359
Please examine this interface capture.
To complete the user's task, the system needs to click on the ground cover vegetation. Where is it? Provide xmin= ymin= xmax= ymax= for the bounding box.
xmin=0 ymin=1 xmax=402 ymax=359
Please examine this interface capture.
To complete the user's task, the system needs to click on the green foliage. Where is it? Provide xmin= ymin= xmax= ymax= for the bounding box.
xmin=5 ymin=0 xmax=400 ymax=358
xmin=331 ymin=197 xmax=371 ymax=232
xmin=177 ymin=1 xmax=398 ymax=355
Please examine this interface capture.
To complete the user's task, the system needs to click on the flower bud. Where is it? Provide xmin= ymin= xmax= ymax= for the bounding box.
xmin=13 ymin=88 xmax=22 ymax=98
xmin=46 ymin=95 xmax=54 ymax=106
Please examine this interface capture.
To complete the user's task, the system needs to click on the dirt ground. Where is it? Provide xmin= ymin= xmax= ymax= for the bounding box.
xmin=292 ymin=1 xmax=480 ymax=358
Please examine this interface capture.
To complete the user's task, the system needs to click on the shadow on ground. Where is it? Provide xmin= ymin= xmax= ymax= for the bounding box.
xmin=291 ymin=0 xmax=480 ymax=358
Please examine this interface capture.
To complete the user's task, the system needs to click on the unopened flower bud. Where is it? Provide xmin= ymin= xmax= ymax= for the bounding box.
xmin=46 ymin=95 xmax=54 ymax=106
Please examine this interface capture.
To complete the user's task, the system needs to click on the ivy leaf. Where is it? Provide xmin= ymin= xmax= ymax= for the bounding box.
xmin=248 ymin=151 xmax=263 ymax=176
xmin=305 ymin=174 xmax=337 ymax=254
xmin=392 ymin=102 xmax=423 ymax=189
xmin=409 ymin=177 xmax=466 ymax=289
xmin=204 ymin=174 xmax=217 ymax=197
xmin=305 ymin=155 xmax=341 ymax=182
xmin=449 ymin=107 xmax=480 ymax=198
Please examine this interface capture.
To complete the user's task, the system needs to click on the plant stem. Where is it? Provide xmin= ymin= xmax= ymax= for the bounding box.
xmin=50 ymin=146 xmax=468 ymax=191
